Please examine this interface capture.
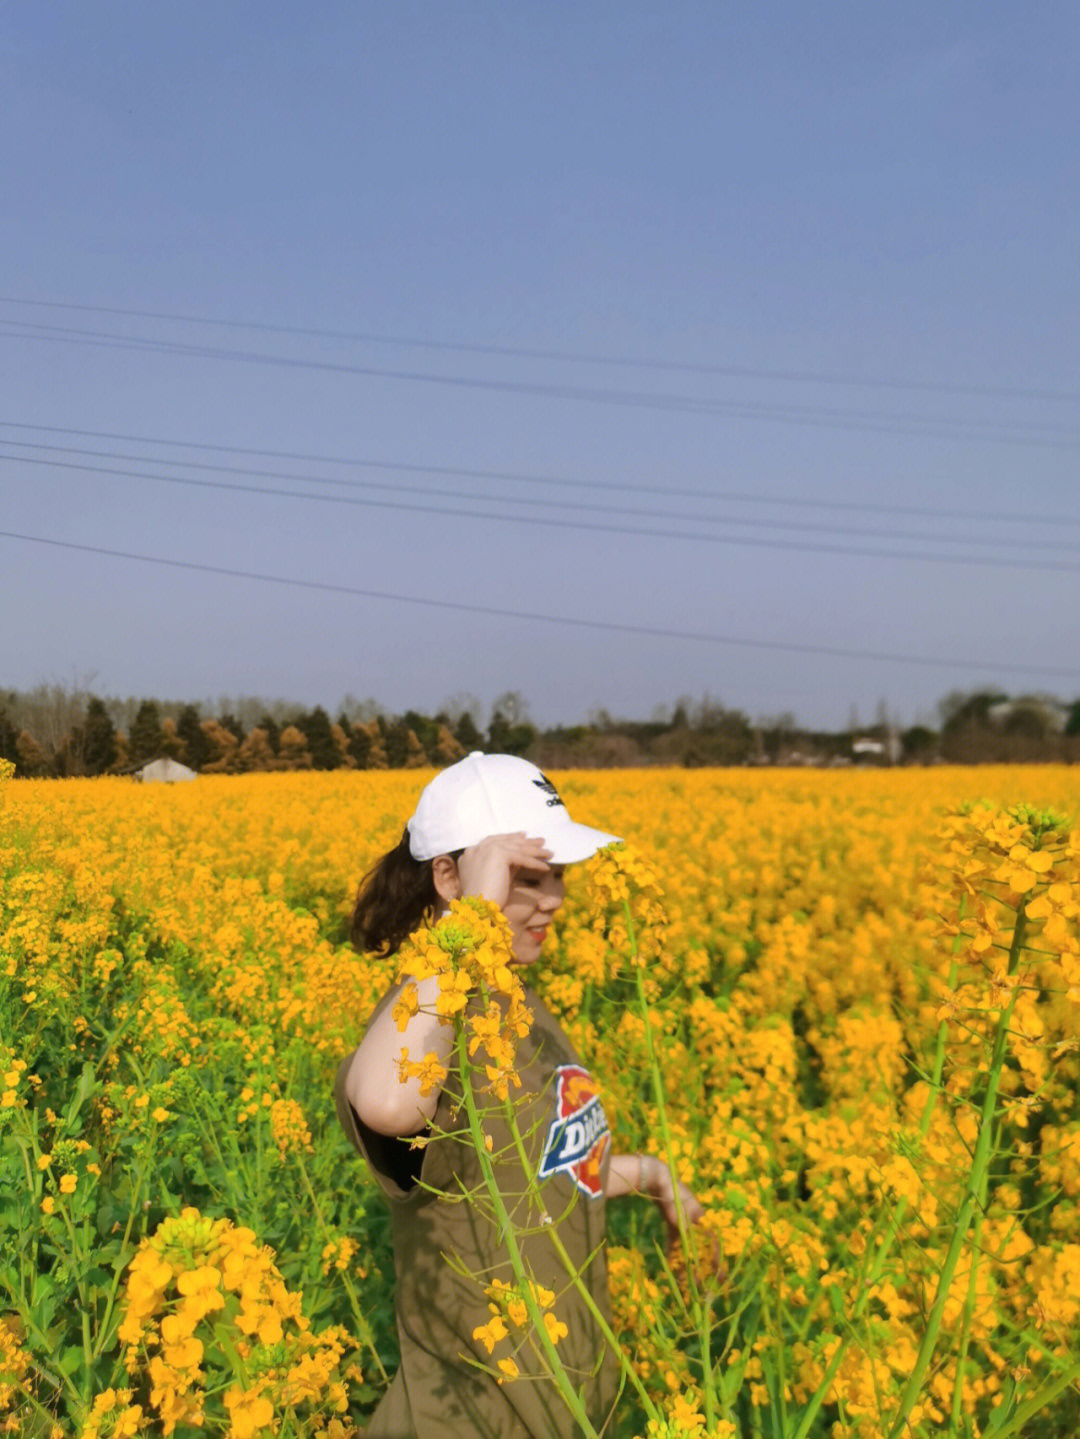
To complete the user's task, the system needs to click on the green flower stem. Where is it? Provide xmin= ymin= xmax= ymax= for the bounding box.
xmin=0 ymin=1268 xmax=79 ymax=1409
xmin=947 ymin=1121 xmax=993 ymax=1435
xmin=210 ymin=1319 xmax=251 ymax=1388
xmin=94 ymin=1125 xmax=161 ymax=1361
xmin=947 ymin=1221 xmax=984 ymax=1437
xmin=525 ymin=1179 xmax=664 ymax=1426
xmin=46 ymin=1188 xmax=94 ymax=1401
xmin=293 ymin=1148 xmax=389 ymax=1384
xmin=791 ymin=942 xmax=966 ymax=1439
xmin=12 ymin=1128 xmax=40 ymax=1302
xmin=14 ymin=1376 xmax=68 ymax=1434
xmin=453 ymin=1024 xmax=602 ymax=1437
xmin=255 ymin=1072 xmax=266 ymax=1236
xmin=623 ymin=899 xmax=720 ymax=1427
xmin=768 ymin=1288 xmax=789 ymax=1436
xmin=987 ymin=1356 xmax=1080 ymax=1438
xmin=81 ymin=1304 xmax=93 ymax=1404
xmin=748 ymin=1388 xmax=765 ymax=1439
xmin=886 ymin=910 xmax=1029 ymax=1439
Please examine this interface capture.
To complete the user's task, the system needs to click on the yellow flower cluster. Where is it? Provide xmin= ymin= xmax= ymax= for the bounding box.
xmin=472 ymin=1275 xmax=569 ymax=1382
xmin=117 ymin=1207 xmax=356 ymax=1437
xmin=80 ymin=1386 xmax=146 ymax=1438
xmin=0 ymin=1048 xmax=38 ymax=1117
xmin=6 ymin=765 xmax=1080 ymax=1435
xmin=0 ymin=1315 xmax=31 ymax=1415
xmin=586 ymin=841 xmax=669 ymax=966
xmin=639 ymin=1391 xmax=736 ymax=1437
xmin=930 ymin=803 xmax=1080 ymax=1138
xmin=269 ymin=1097 xmax=314 ymax=1157
xmin=393 ymin=897 xmax=534 ymax=1099
xmin=320 ymin=1236 xmax=360 ymax=1276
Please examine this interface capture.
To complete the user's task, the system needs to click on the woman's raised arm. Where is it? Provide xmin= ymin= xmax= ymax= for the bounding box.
xmin=344 ymin=974 xmax=455 ymax=1136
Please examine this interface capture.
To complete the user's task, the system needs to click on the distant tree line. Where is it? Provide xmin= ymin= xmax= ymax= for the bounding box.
xmin=1 ymin=684 xmax=1078 ymax=778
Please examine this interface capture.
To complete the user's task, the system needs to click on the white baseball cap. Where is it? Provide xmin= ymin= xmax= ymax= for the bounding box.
xmin=407 ymin=752 xmax=621 ymax=864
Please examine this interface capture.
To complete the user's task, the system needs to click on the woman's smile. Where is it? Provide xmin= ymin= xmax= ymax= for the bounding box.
xmin=502 ymin=864 xmax=565 ymax=961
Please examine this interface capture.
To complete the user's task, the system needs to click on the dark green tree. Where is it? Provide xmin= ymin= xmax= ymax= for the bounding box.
xmin=682 ymin=700 xmax=753 ymax=766
xmin=348 ymin=722 xmax=373 ymax=769
xmin=129 ymin=701 xmax=164 ymax=766
xmin=1002 ymin=701 xmax=1051 ymax=743
xmin=177 ymin=705 xmax=210 ymax=770
xmin=16 ymin=729 xmax=50 ymax=777
xmin=454 ymin=710 xmax=482 ymax=751
xmin=488 ymin=693 xmax=535 ymax=756
xmin=0 ymin=706 xmax=18 ymax=765
xmin=301 ymin=706 xmax=341 ymax=770
xmin=258 ymin=715 xmax=281 ymax=755
xmin=384 ymin=719 xmax=411 ymax=768
xmin=83 ymin=697 xmax=118 ymax=775
xmin=53 ymin=729 xmax=83 ymax=777
xmin=403 ymin=709 xmax=439 ymax=757
xmin=899 ymin=725 xmax=936 ymax=763
xmin=940 ymin=690 xmax=1008 ymax=763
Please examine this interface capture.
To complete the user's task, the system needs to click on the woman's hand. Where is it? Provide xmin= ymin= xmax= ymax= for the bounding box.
xmin=646 ymin=1156 xmax=705 ymax=1243
xmin=640 ymin=1156 xmax=724 ymax=1290
xmin=454 ymin=832 xmax=553 ymax=910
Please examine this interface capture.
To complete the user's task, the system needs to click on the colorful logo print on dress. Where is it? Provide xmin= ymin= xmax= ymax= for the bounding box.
xmin=537 ymin=1064 xmax=610 ymax=1198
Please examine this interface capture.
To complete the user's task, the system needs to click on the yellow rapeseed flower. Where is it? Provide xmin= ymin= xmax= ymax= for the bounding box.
xmin=472 ymin=1316 xmax=508 ymax=1353
xmin=396 ymin=1047 xmax=449 ymax=1097
xmin=224 ymin=1385 xmax=274 ymax=1439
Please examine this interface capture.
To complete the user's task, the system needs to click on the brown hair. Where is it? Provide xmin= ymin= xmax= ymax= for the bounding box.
xmin=350 ymin=828 xmax=461 ymax=957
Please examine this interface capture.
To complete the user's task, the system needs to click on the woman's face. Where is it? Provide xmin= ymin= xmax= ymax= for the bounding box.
xmin=502 ymin=864 xmax=566 ymax=963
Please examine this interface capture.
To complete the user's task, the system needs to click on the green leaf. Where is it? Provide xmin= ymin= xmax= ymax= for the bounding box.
xmin=981 ymin=1376 xmax=1016 ymax=1435
xmin=57 ymin=1345 xmax=85 ymax=1378
xmin=62 ymin=1062 xmax=98 ymax=1130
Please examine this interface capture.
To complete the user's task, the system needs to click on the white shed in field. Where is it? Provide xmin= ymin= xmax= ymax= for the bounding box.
xmin=134 ymin=757 xmax=197 ymax=783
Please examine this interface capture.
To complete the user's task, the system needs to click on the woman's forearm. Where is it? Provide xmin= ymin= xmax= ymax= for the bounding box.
xmin=605 ymin=1151 xmax=661 ymax=1199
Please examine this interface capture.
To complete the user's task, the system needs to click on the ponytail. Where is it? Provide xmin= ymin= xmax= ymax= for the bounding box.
xmin=351 ymin=829 xmax=462 ymax=957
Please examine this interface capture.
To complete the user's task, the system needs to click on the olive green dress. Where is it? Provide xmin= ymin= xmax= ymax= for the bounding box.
xmin=333 ymin=983 xmax=619 ymax=1437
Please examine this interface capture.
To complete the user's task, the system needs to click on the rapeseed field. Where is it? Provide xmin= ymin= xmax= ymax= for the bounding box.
xmin=2 ymin=766 xmax=1078 ymax=1437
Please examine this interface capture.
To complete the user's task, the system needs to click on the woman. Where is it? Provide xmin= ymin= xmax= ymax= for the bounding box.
xmin=334 ymin=752 xmax=706 ymax=1437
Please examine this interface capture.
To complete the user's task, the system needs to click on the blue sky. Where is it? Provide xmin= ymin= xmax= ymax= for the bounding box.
xmin=2 ymin=2 xmax=1077 ymax=730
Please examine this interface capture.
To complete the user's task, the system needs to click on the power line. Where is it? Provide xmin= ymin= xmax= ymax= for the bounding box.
xmin=7 ymin=450 xmax=1080 ymax=575
xmin=3 ymin=527 xmax=1075 ymax=682
xmin=6 ymin=438 xmax=1079 ymax=555
xmin=4 ymin=320 xmax=1079 ymax=450
xmin=3 ymin=293 xmax=1077 ymax=405
xmin=3 ymin=419 xmax=1078 ymax=529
